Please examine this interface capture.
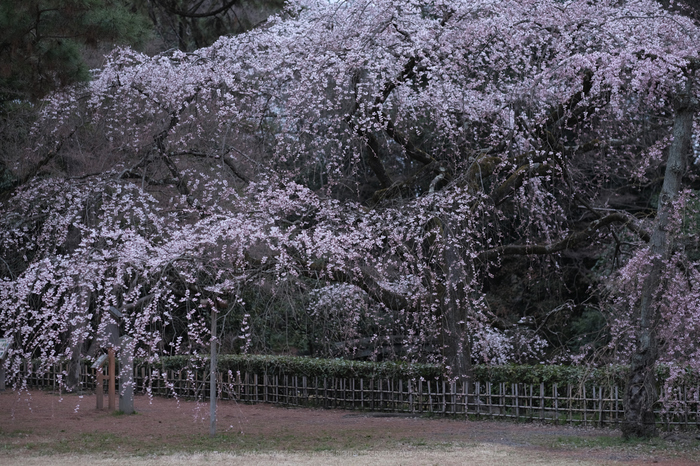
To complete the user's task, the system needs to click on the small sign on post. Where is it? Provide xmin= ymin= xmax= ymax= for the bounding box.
xmin=92 ymin=353 xmax=108 ymax=409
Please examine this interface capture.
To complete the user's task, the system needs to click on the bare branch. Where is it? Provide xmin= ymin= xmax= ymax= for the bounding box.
xmin=152 ymin=0 xmax=241 ymax=19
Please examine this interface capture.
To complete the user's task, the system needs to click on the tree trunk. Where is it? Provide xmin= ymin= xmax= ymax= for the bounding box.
xmin=441 ymin=220 xmax=472 ymax=378
xmin=622 ymin=92 xmax=695 ymax=438
xmin=66 ymin=287 xmax=91 ymax=392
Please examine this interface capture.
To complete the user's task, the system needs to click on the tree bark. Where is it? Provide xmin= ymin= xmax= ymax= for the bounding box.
xmin=622 ymin=91 xmax=695 ymax=438
xmin=440 ymin=220 xmax=472 ymax=378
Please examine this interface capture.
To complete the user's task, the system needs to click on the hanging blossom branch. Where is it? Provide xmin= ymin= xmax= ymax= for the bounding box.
xmin=3 ymin=0 xmax=700 ymax=392
xmin=479 ymin=212 xmax=651 ymax=262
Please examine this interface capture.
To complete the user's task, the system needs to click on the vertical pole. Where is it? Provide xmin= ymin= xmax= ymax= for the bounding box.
xmin=108 ymin=347 xmax=116 ymax=411
xmin=119 ymin=336 xmax=135 ymax=414
xmin=540 ymin=382 xmax=545 ymax=421
xmin=0 ymin=339 xmax=7 ymax=391
xmin=210 ymin=307 xmax=217 ymax=437
xmin=96 ymin=368 xmax=104 ymax=409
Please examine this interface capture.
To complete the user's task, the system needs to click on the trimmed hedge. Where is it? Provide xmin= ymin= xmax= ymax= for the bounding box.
xmin=138 ymin=355 xmax=643 ymax=387
xmin=36 ymin=354 xmax=688 ymax=388
xmin=149 ymin=354 xmax=444 ymax=380
xmin=471 ymin=364 xmax=630 ymax=387
xmin=20 ymin=354 xmax=697 ymax=392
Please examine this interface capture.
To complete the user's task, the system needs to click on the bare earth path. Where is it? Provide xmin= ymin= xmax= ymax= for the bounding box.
xmin=1 ymin=391 xmax=699 ymax=465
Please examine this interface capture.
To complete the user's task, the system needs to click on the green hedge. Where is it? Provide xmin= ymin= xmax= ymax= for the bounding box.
xmin=147 ymin=354 xmax=444 ymax=380
xmin=471 ymin=364 xmax=628 ymax=387
xmin=21 ymin=354 xmax=700 ymax=389
xmin=140 ymin=355 xmax=618 ymax=386
xmin=138 ymin=356 xmax=692 ymax=388
xmin=26 ymin=354 xmax=697 ymax=388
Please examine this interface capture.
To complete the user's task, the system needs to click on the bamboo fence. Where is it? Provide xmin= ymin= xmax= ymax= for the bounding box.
xmin=16 ymin=361 xmax=700 ymax=429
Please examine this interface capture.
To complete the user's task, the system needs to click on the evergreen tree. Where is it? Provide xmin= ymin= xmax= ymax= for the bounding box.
xmin=0 ymin=0 xmax=151 ymax=104
xmin=147 ymin=0 xmax=285 ymax=52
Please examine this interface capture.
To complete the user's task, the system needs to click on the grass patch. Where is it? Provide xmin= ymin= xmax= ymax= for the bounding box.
xmin=0 ymin=428 xmax=33 ymax=438
xmin=546 ymin=431 xmax=700 ymax=458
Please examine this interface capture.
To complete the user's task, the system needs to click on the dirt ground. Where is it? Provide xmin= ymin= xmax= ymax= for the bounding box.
xmin=1 ymin=390 xmax=699 ymax=465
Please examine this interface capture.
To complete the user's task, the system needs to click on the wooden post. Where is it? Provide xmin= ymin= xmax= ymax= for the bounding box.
xmin=210 ymin=307 xmax=217 ymax=437
xmin=96 ymin=368 xmax=104 ymax=409
xmin=119 ymin=336 xmax=135 ymax=414
xmin=264 ymin=373 xmax=268 ymax=403
xmin=108 ymin=347 xmax=116 ymax=411
xmin=540 ymin=382 xmax=545 ymax=421
xmin=0 ymin=338 xmax=10 ymax=391
xmin=254 ymin=373 xmax=259 ymax=402
xmin=583 ymin=385 xmax=588 ymax=426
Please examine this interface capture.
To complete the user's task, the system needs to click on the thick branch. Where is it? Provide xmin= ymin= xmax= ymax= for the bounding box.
xmin=153 ymin=0 xmax=240 ymax=18
xmin=15 ymin=127 xmax=77 ymax=188
xmin=170 ymin=150 xmax=250 ymax=183
xmin=479 ymin=212 xmax=649 ymax=262
xmin=353 ymin=56 xmax=437 ymax=167
xmin=365 ymin=133 xmax=394 ymax=188
xmin=383 ymin=117 xmax=435 ymax=165
xmin=119 ymin=294 xmax=156 ymax=312
xmin=534 ymin=70 xmax=594 ymax=148
xmin=492 ymin=161 xmax=557 ymax=205
xmin=304 ymin=260 xmax=414 ymax=313
xmin=370 ymin=161 xmax=446 ymax=204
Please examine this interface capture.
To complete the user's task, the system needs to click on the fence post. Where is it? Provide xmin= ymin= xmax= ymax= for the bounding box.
xmin=96 ymin=368 xmax=104 ymax=409
xmin=264 ymin=373 xmax=269 ymax=403
xmin=684 ymin=385 xmax=689 ymax=427
xmin=462 ymin=379 xmax=468 ymax=417
xmin=108 ymin=347 xmax=116 ymax=411
xmin=398 ymin=379 xmax=402 ymax=412
xmin=119 ymin=337 xmax=135 ymax=415
xmin=428 ymin=379 xmax=433 ymax=413
xmin=441 ymin=380 xmax=446 ymax=414
xmin=583 ymin=384 xmax=587 ymax=426
xmin=696 ymin=385 xmax=699 ymax=429
xmin=540 ymin=382 xmax=545 ymax=421
xmin=301 ymin=375 xmax=309 ymax=402
xmin=418 ymin=379 xmax=422 ymax=413
xmin=323 ymin=377 xmax=328 ymax=409
xmin=360 ymin=378 xmax=365 ymax=410
xmin=475 ymin=381 xmax=481 ymax=416
xmin=500 ymin=383 xmax=505 ymax=418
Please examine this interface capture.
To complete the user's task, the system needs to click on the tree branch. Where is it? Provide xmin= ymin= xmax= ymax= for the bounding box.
xmin=15 ymin=127 xmax=77 ymax=188
xmin=479 ymin=212 xmax=649 ymax=262
xmin=153 ymin=0 xmax=240 ymax=19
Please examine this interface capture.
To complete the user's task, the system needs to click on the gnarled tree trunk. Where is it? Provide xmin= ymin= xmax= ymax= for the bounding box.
xmin=440 ymin=220 xmax=472 ymax=378
xmin=622 ymin=89 xmax=695 ymax=438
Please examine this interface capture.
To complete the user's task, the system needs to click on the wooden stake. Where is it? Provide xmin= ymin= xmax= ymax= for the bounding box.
xmin=108 ymin=347 xmax=116 ymax=411
xmin=96 ymin=368 xmax=103 ymax=409
xmin=210 ymin=307 xmax=217 ymax=437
